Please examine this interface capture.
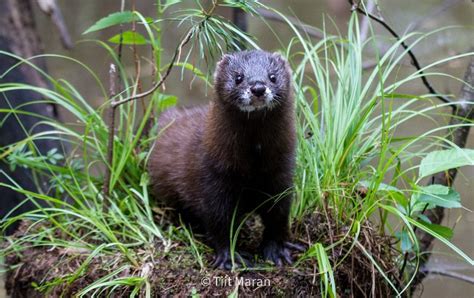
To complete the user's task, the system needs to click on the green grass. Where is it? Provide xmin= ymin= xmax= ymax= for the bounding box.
xmin=1 ymin=1 xmax=473 ymax=296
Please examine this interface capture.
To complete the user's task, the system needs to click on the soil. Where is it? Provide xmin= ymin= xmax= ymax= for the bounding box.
xmin=3 ymin=212 xmax=399 ymax=297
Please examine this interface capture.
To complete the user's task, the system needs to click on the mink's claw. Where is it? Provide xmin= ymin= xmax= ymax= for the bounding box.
xmin=284 ymin=241 xmax=306 ymax=252
xmin=211 ymin=249 xmax=251 ymax=270
xmin=262 ymin=241 xmax=294 ymax=266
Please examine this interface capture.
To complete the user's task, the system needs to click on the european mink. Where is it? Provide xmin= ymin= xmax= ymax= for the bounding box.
xmin=149 ymin=50 xmax=299 ymax=269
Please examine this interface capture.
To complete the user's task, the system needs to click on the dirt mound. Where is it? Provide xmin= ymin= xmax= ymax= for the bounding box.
xmin=4 ymin=213 xmax=398 ymax=297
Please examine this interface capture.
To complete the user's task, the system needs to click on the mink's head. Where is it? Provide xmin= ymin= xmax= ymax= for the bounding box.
xmin=214 ymin=50 xmax=292 ymax=112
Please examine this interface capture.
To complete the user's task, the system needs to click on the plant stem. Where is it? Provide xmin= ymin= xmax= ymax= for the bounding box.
xmin=102 ymin=63 xmax=117 ymax=208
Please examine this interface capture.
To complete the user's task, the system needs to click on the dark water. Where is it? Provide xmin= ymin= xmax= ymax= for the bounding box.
xmin=2 ymin=0 xmax=472 ymax=296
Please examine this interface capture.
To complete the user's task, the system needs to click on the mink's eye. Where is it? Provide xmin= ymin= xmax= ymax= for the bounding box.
xmin=235 ymin=74 xmax=244 ymax=85
xmin=269 ymin=74 xmax=277 ymax=83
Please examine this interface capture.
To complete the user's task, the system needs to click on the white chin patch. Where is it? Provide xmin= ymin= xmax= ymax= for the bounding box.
xmin=240 ymin=105 xmax=256 ymax=112
xmin=238 ymin=88 xmax=274 ymax=112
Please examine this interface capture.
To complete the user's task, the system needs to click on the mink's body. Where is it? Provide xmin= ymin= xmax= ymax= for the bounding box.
xmin=149 ymin=50 xmax=298 ymax=269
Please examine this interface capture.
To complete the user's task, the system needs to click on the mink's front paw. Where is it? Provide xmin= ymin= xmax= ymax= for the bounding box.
xmin=262 ymin=241 xmax=305 ymax=267
xmin=211 ymin=249 xmax=251 ymax=270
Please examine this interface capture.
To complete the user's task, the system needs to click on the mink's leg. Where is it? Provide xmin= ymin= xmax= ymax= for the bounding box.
xmin=259 ymin=194 xmax=303 ymax=266
xmin=203 ymin=194 xmax=250 ymax=270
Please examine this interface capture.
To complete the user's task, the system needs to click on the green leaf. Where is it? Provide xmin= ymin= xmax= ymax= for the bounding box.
xmin=419 ymin=148 xmax=474 ymax=179
xmin=421 ymin=184 xmax=449 ymax=195
xmin=159 ymin=95 xmax=178 ymax=110
xmin=175 ymin=62 xmax=211 ymax=86
xmin=417 ymin=221 xmax=453 ymax=240
xmin=417 ymin=185 xmax=461 ymax=209
xmin=396 ymin=230 xmax=413 ymax=253
xmin=380 ymin=204 xmax=474 ymax=266
xmin=383 ymin=93 xmax=419 ymax=99
xmin=410 ymin=194 xmax=434 ymax=212
xmin=417 ymin=214 xmax=432 ymax=224
xmin=84 ymin=11 xmax=139 ymax=34
xmin=396 ymin=204 xmax=408 ymax=216
xmin=359 ymin=180 xmax=407 ymax=208
xmin=358 ymin=180 xmax=402 ymax=193
xmin=108 ymin=31 xmax=148 ymax=45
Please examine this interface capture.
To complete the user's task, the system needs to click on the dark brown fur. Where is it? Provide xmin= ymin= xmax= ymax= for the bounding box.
xmin=149 ymin=50 xmax=297 ymax=269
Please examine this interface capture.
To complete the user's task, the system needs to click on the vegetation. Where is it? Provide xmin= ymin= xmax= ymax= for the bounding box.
xmin=1 ymin=0 xmax=472 ymax=296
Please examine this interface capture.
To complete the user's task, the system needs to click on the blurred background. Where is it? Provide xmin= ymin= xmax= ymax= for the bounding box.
xmin=1 ymin=0 xmax=473 ymax=296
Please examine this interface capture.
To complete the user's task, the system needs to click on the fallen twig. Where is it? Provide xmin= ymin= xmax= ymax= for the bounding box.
xmin=421 ymin=267 xmax=474 ymax=285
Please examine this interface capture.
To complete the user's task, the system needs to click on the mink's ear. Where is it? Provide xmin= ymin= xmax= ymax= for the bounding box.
xmin=272 ymin=52 xmax=284 ymax=59
xmin=215 ymin=54 xmax=233 ymax=73
xmin=272 ymin=52 xmax=291 ymax=73
xmin=218 ymin=53 xmax=232 ymax=67
xmin=214 ymin=53 xmax=232 ymax=83
xmin=272 ymin=52 xmax=289 ymax=65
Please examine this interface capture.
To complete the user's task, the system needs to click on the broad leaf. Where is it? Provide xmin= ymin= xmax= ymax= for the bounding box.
xmin=84 ymin=11 xmax=139 ymax=34
xmin=396 ymin=230 xmax=413 ymax=253
xmin=417 ymin=185 xmax=461 ymax=208
xmin=419 ymin=148 xmax=474 ymax=179
xmin=156 ymin=94 xmax=178 ymax=110
xmin=417 ymin=221 xmax=453 ymax=240
xmin=417 ymin=214 xmax=432 ymax=224
xmin=358 ymin=180 xmax=402 ymax=193
xmin=108 ymin=31 xmax=148 ymax=45
xmin=420 ymin=184 xmax=449 ymax=195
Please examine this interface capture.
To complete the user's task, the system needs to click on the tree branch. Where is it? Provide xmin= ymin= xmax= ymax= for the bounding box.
xmin=101 ymin=1 xmax=224 ymax=197
xmin=349 ymin=0 xmax=454 ymax=107
xmin=101 ymin=16 xmax=199 ymax=200
xmin=110 ymin=28 xmax=194 ymax=108
xmin=102 ymin=29 xmax=192 ymax=196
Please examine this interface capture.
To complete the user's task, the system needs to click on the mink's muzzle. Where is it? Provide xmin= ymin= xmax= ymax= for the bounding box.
xmin=250 ymin=82 xmax=266 ymax=97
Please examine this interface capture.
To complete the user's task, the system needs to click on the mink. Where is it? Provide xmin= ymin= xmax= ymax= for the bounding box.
xmin=148 ymin=50 xmax=300 ymax=269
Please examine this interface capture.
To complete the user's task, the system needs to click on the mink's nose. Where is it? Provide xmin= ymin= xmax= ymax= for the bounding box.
xmin=250 ymin=83 xmax=266 ymax=97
